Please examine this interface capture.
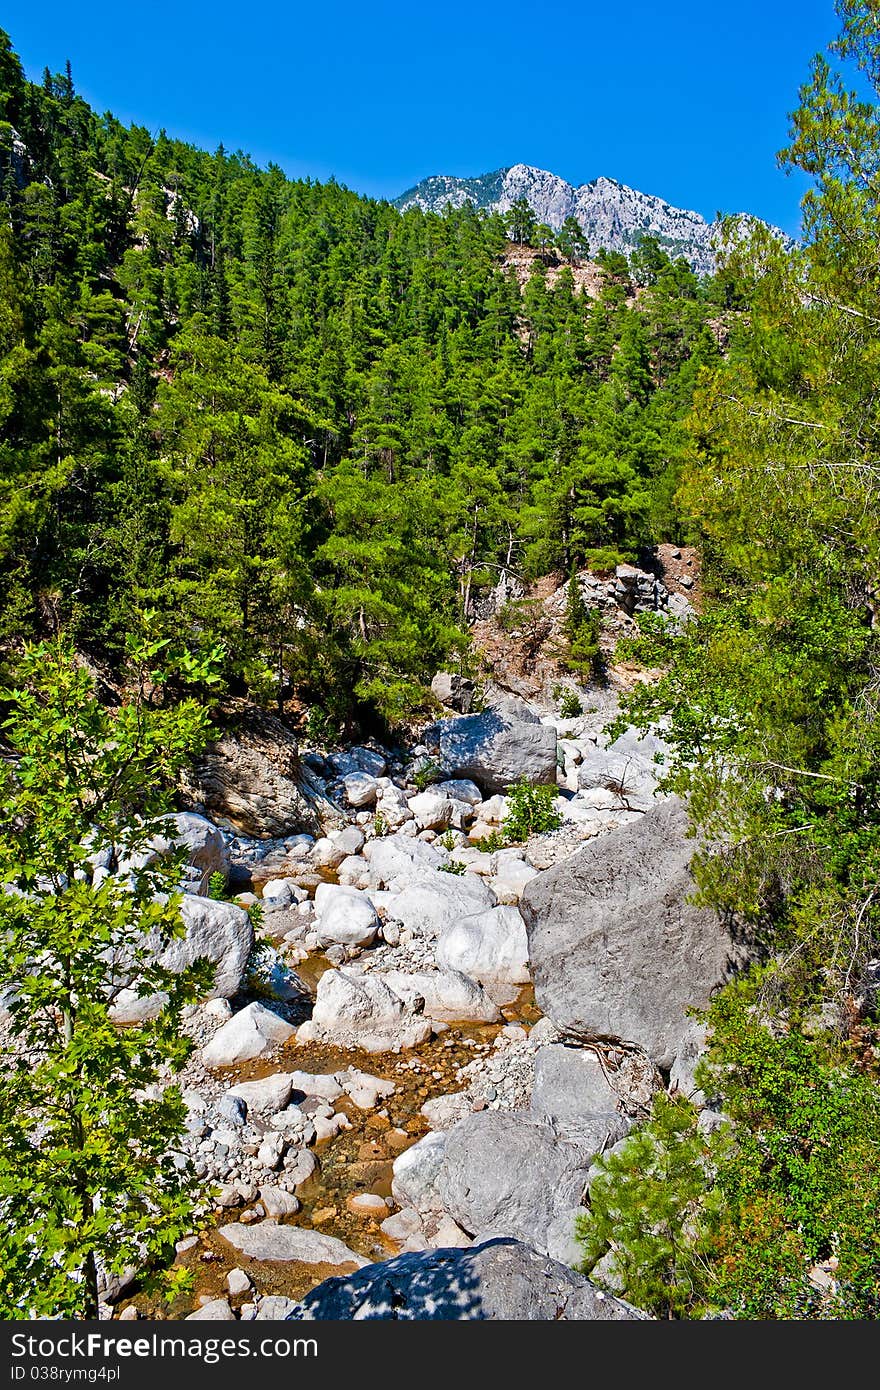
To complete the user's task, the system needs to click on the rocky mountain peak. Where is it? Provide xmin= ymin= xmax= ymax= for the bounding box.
xmin=394 ymin=163 xmax=790 ymax=275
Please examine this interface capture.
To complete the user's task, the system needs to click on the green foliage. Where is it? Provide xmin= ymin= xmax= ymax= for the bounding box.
xmin=207 ymin=870 xmax=227 ymax=900
xmin=246 ymin=898 xmax=264 ymax=933
xmin=501 ymin=778 xmax=562 ymax=842
xmin=438 ymin=859 xmax=466 ymax=875
xmin=0 ymin=637 xmax=213 ymax=1318
xmin=0 ymin=25 xmax=728 ymax=728
xmin=562 ymin=571 xmax=603 ymax=678
xmin=412 ymin=759 xmax=442 ymax=792
xmin=577 ymin=1093 xmax=725 ymax=1319
xmin=472 ymin=829 xmax=507 ymax=853
xmin=558 ymin=688 xmax=583 ymax=719
xmin=698 ymin=987 xmax=880 ymax=1319
xmin=577 ymin=1000 xmax=880 ymax=1320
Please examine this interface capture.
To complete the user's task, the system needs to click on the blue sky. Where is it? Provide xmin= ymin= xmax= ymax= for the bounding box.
xmin=4 ymin=1 xmax=841 ymax=235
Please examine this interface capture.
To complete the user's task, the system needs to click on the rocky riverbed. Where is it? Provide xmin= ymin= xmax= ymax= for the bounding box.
xmin=11 ymin=657 xmax=742 ymax=1322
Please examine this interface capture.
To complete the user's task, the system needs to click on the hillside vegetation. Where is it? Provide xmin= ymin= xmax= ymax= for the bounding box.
xmin=0 ymin=28 xmax=732 ymax=728
xmin=4 ymin=0 xmax=880 ymax=1321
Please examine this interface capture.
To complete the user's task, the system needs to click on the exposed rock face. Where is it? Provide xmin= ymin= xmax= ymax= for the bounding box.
xmin=432 ymin=709 xmax=557 ymax=794
xmin=394 ymin=163 xmax=792 ymax=276
xmin=286 ymin=1238 xmax=646 ymax=1320
xmin=179 ymin=706 xmax=342 ymax=838
xmin=436 ymin=1111 xmax=592 ymax=1251
xmin=521 ymin=797 xmax=749 ymax=1067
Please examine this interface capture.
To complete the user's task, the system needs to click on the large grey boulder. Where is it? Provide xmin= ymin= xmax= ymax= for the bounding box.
xmin=575 ymin=727 xmax=667 ymax=812
xmin=110 ymin=894 xmax=254 ymax=1023
xmin=179 ymin=706 xmax=342 ymax=838
xmin=529 ymin=1044 xmax=634 ymax=1153
xmin=286 ymin=1238 xmax=645 ymax=1320
xmin=165 ymin=895 xmax=254 ymax=998
xmin=437 ymin=1111 xmax=592 ymax=1252
xmin=521 ymin=797 xmax=749 ymax=1068
xmin=434 ymin=710 xmax=557 ymax=795
xmin=388 ymin=870 xmax=495 ymax=939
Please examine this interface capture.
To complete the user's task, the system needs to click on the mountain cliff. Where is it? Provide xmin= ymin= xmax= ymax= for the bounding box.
xmin=394 ymin=163 xmax=787 ymax=275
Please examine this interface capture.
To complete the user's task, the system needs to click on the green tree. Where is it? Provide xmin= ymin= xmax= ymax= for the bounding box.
xmin=556 ymin=215 xmax=590 ymax=265
xmin=0 ymin=637 xmax=213 ymax=1317
xmin=503 ymin=196 xmax=537 ymax=246
xmin=576 ymin=1093 xmax=726 ymax=1319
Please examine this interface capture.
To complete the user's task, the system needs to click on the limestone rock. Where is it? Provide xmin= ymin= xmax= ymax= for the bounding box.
xmin=226 ymin=1073 xmax=294 ymax=1116
xmin=219 ymin=1222 xmax=367 ymax=1268
xmin=180 ymin=706 xmax=342 ymax=838
xmin=296 ymin=968 xmax=432 ymax=1052
xmin=313 ymin=883 xmax=379 ymax=948
xmin=529 ymin=1044 xmax=633 ymax=1153
xmin=436 ymin=710 xmax=557 ymax=795
xmin=201 ymin=1002 xmax=296 ymax=1068
xmin=431 ymin=671 xmax=476 ymax=713
xmin=437 ymin=1111 xmax=592 ymax=1252
xmin=110 ymin=895 xmax=253 ymax=1023
xmin=364 ymin=835 xmax=447 ymax=890
xmin=388 ymin=869 xmax=495 ymax=939
xmin=436 ymin=905 xmax=529 ymax=987
xmin=156 ymin=812 xmax=230 ymax=894
xmin=186 ymin=1299 xmax=235 ymax=1320
xmin=391 ymin=1131 xmax=449 ymax=1214
xmin=381 ymin=968 xmax=500 ymax=1025
xmin=521 ymin=797 xmax=750 ymax=1067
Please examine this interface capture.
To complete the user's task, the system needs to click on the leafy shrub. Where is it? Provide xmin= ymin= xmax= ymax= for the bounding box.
xmin=472 ymin=829 xmax=508 ymax=853
xmin=576 ymin=1092 xmax=725 ymax=1319
xmin=577 ymin=985 xmax=880 ymax=1319
xmin=502 ymin=779 xmax=562 ymax=842
xmin=208 ymin=871 xmax=227 ymax=901
xmin=559 ymin=688 xmax=583 ymax=719
xmin=413 ymin=758 xmax=442 ymax=792
xmin=439 ymin=860 xmax=466 ymax=876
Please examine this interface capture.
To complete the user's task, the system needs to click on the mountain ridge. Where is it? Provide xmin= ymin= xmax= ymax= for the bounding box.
xmin=394 ymin=163 xmax=789 ymax=275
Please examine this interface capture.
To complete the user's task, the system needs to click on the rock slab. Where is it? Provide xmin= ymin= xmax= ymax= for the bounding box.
xmin=521 ymin=797 xmax=748 ymax=1067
